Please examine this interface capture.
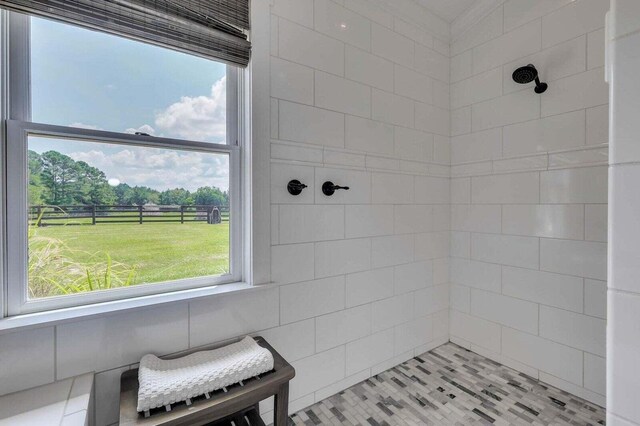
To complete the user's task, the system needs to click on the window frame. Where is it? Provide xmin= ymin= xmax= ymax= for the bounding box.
xmin=2 ymin=11 xmax=244 ymax=316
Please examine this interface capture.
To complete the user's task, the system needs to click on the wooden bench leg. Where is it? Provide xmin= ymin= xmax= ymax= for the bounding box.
xmin=274 ymin=383 xmax=289 ymax=426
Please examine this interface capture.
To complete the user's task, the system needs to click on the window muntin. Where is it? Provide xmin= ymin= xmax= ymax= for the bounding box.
xmin=4 ymin=13 xmax=242 ymax=315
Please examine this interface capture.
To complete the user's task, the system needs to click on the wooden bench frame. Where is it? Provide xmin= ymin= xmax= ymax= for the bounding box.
xmin=119 ymin=336 xmax=295 ymax=426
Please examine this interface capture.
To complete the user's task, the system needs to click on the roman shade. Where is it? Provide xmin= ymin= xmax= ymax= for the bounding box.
xmin=0 ymin=0 xmax=251 ymax=67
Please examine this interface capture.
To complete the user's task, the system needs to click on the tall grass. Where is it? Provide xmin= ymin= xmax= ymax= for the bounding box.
xmin=28 ymin=207 xmax=137 ymax=299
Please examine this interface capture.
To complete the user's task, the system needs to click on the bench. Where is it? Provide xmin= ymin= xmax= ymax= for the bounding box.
xmin=119 ymin=336 xmax=295 ymax=426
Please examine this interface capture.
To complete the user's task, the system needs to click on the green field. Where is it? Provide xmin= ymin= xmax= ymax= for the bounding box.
xmin=28 ymin=222 xmax=230 ymax=298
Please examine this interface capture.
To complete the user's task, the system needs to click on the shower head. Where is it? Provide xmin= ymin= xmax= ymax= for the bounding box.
xmin=512 ymin=65 xmax=538 ymax=84
xmin=512 ymin=64 xmax=548 ymax=94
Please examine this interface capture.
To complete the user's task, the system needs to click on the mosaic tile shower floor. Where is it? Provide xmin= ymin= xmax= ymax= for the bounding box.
xmin=289 ymin=343 xmax=605 ymax=425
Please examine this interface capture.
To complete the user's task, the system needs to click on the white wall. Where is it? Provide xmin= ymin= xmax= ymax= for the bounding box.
xmin=0 ymin=1 xmax=451 ymax=425
xmin=607 ymin=0 xmax=640 ymax=424
xmin=448 ymin=0 xmax=608 ymax=406
xmin=267 ymin=0 xmax=451 ymax=420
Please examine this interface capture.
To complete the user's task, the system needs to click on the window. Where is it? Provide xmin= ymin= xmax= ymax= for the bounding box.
xmin=4 ymin=13 xmax=243 ymax=315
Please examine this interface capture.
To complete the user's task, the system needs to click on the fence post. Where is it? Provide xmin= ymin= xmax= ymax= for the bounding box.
xmin=139 ymin=205 xmax=143 ymax=224
xmin=37 ymin=206 xmax=42 ymax=227
xmin=180 ymin=206 xmax=184 ymax=224
xmin=92 ymin=205 xmax=96 ymax=225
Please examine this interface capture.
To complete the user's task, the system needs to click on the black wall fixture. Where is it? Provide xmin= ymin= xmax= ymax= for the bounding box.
xmin=322 ymin=181 xmax=349 ymax=196
xmin=287 ymin=180 xmax=307 ymax=195
xmin=512 ymin=64 xmax=548 ymax=93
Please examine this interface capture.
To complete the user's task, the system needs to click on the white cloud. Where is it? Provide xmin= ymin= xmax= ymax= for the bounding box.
xmin=68 ymin=146 xmax=229 ymax=192
xmin=69 ymin=150 xmax=112 ymax=168
xmin=154 ymin=76 xmax=226 ymax=142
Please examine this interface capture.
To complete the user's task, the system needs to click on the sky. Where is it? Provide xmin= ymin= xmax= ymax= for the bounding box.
xmin=29 ymin=17 xmax=230 ymax=192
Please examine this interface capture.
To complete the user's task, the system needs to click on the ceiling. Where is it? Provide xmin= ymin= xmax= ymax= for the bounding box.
xmin=416 ymin=0 xmax=478 ymax=22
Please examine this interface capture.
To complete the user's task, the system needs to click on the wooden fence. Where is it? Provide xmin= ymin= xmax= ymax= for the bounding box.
xmin=29 ymin=205 xmax=230 ymax=226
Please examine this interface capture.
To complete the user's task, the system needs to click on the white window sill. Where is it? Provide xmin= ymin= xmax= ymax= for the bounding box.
xmin=0 ymin=282 xmax=266 ymax=334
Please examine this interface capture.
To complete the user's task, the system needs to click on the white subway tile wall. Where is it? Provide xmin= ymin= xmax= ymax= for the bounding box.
xmin=0 ymin=327 xmax=54 ymax=395
xmin=268 ymin=0 xmax=450 ymax=420
xmin=608 ymin=0 xmax=640 ymax=424
xmin=449 ymin=0 xmax=607 ymax=408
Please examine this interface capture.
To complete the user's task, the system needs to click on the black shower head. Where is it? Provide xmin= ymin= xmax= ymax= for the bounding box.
xmin=512 ymin=64 xmax=548 ymax=94
xmin=512 ymin=64 xmax=538 ymax=84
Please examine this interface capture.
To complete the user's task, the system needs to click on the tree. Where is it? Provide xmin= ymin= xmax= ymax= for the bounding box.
xmin=74 ymin=161 xmax=116 ymax=205
xmin=30 ymin=151 xmax=116 ymax=206
xmin=129 ymin=186 xmax=160 ymax=206
xmin=193 ymin=186 xmax=227 ymax=206
xmin=114 ymin=183 xmax=133 ymax=205
xmin=159 ymin=188 xmax=192 ymax=205
xmin=28 ymin=151 xmax=46 ymax=205
xmin=40 ymin=151 xmax=79 ymax=205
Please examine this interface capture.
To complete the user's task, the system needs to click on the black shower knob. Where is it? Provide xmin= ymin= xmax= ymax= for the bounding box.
xmin=322 ymin=181 xmax=349 ymax=196
xmin=287 ymin=180 xmax=307 ymax=195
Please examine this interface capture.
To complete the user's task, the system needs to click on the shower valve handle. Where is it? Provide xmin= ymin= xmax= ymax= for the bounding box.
xmin=322 ymin=181 xmax=349 ymax=196
xmin=287 ymin=179 xmax=308 ymax=195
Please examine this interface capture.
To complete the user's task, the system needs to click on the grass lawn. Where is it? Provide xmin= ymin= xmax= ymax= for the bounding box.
xmin=30 ymin=222 xmax=230 ymax=291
